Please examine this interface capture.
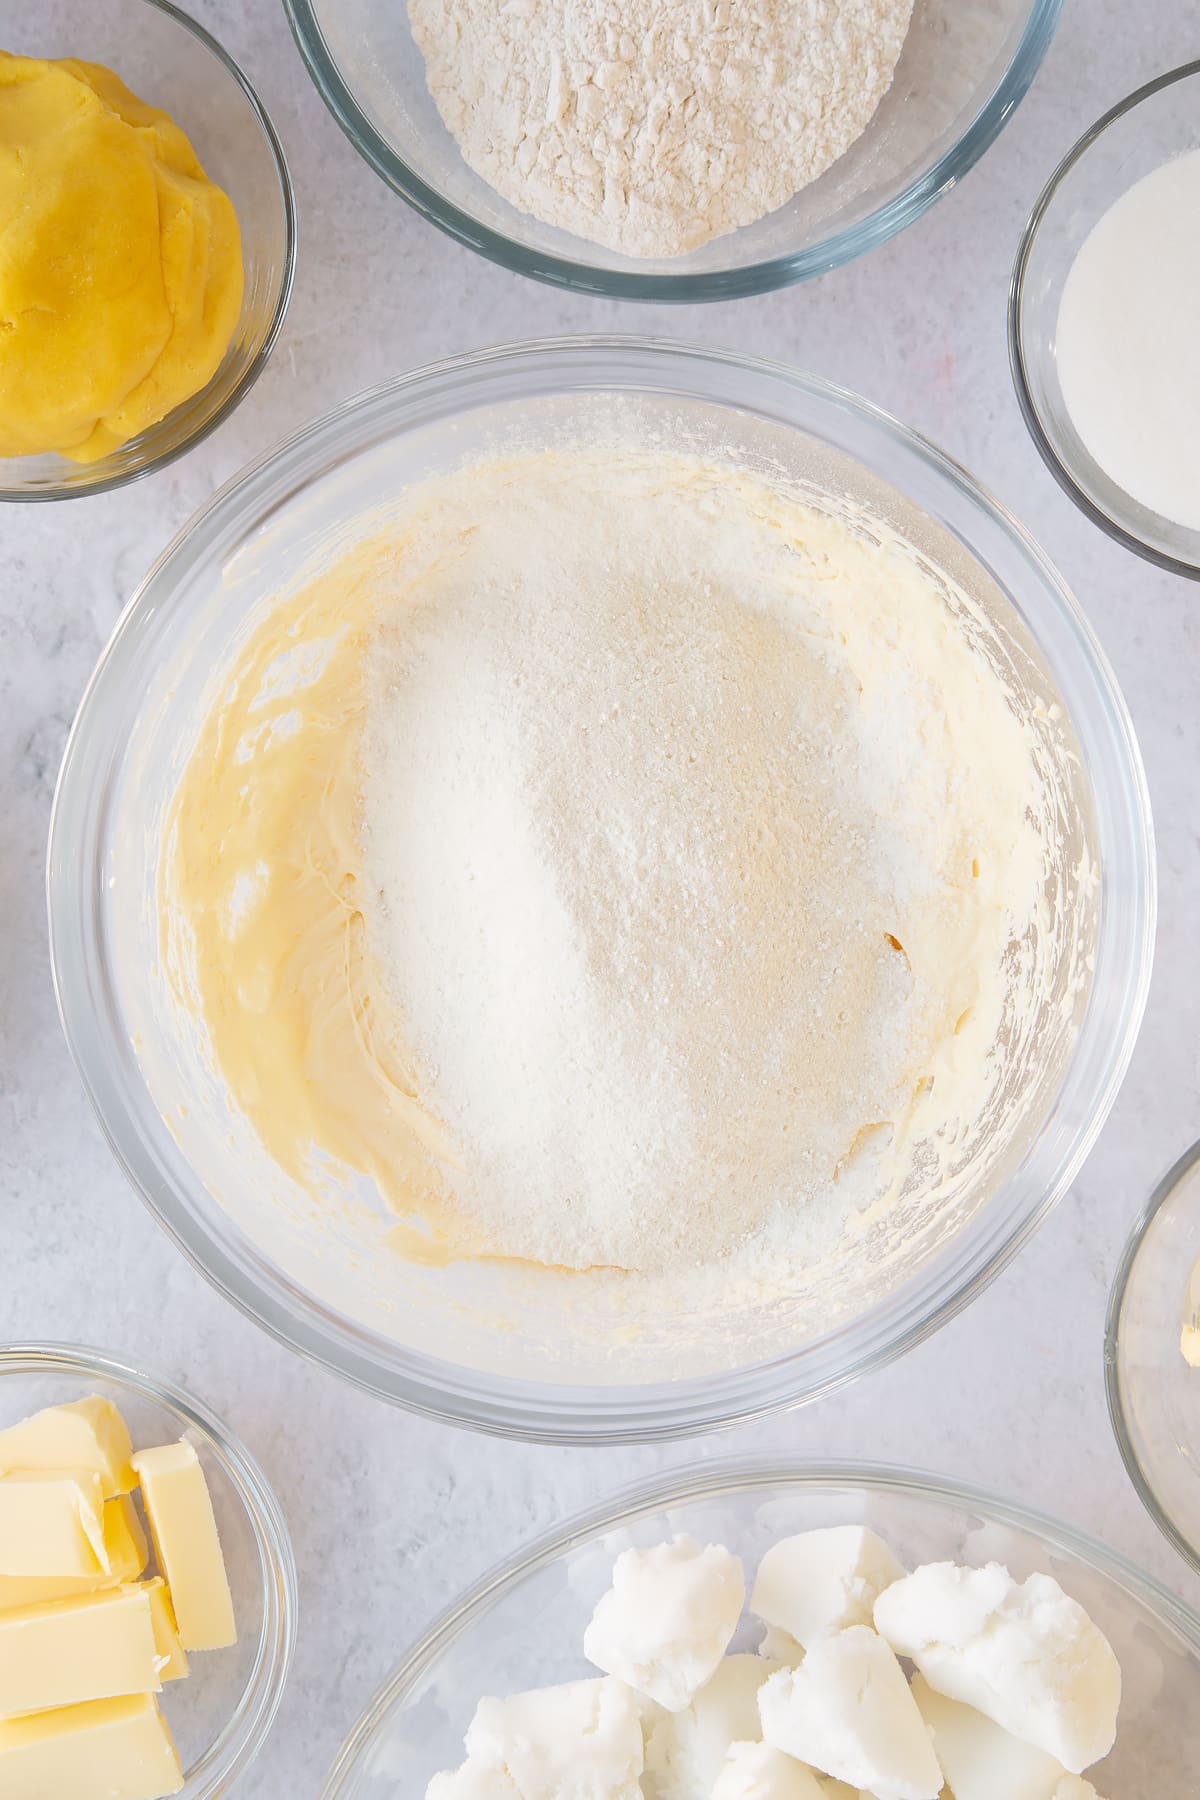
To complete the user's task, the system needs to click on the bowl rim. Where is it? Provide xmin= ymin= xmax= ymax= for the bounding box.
xmin=1008 ymin=58 xmax=1200 ymax=581
xmin=0 ymin=0 xmax=298 ymax=505
xmin=0 ymin=1339 xmax=299 ymax=1795
xmin=318 ymin=1454 xmax=1200 ymax=1797
xmin=282 ymin=0 xmax=1063 ymax=301
xmin=47 ymin=335 xmax=1156 ymax=1445
xmin=1105 ymin=1135 xmax=1200 ymax=1579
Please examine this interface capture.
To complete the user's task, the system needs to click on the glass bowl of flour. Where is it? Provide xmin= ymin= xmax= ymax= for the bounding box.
xmin=282 ymin=0 xmax=1061 ymax=298
xmin=318 ymin=1461 xmax=1200 ymax=1798
xmin=49 ymin=339 xmax=1154 ymax=1441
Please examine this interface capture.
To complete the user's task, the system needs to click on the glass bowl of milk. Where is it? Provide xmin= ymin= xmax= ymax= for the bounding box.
xmin=1010 ymin=60 xmax=1200 ymax=579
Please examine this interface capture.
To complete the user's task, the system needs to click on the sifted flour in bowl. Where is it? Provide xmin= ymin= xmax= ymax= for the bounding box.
xmin=407 ymin=0 xmax=915 ymax=257
xmin=163 ymin=446 xmax=1056 ymax=1305
xmin=360 ymin=454 xmax=1031 ymax=1273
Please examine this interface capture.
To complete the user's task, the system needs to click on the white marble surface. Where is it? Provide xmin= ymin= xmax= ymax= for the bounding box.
xmin=3 ymin=0 xmax=1200 ymax=1790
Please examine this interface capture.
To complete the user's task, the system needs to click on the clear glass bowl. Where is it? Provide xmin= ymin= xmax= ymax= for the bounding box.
xmin=318 ymin=1459 xmax=1200 ymax=1798
xmin=0 ymin=0 xmax=296 ymax=502
xmin=1009 ymin=61 xmax=1200 ymax=579
xmin=1106 ymin=1139 xmax=1200 ymax=1578
xmin=0 ymin=1343 xmax=297 ymax=1796
xmin=48 ymin=338 xmax=1155 ymax=1443
xmin=284 ymin=0 xmax=1061 ymax=299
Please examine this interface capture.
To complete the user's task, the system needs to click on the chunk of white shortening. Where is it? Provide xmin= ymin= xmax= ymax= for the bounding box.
xmin=874 ymin=1563 xmax=1120 ymax=1774
xmin=426 ymin=1759 xmax=522 ymax=1799
xmin=711 ymin=1740 xmax=827 ymax=1800
xmin=462 ymin=1676 xmax=644 ymax=1800
xmin=758 ymin=1627 xmax=942 ymax=1800
xmin=758 ymin=1626 xmax=805 ymax=1665
xmin=643 ymin=1653 xmax=781 ymax=1800
xmin=583 ymin=1536 xmax=745 ymax=1711
xmin=751 ymin=1529 xmax=906 ymax=1651
xmin=912 ymin=1673 xmax=1091 ymax=1800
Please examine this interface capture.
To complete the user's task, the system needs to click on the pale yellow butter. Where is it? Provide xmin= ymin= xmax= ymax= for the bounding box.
xmin=0 ymin=1493 xmax=147 ymax=1610
xmin=107 ymin=1493 xmax=150 ymax=1580
xmin=0 ymin=1692 xmax=183 ymax=1799
xmin=130 ymin=1443 xmax=236 ymax=1651
xmin=139 ymin=1578 xmax=189 ymax=1683
xmin=0 ymin=1470 xmax=107 ymax=1577
xmin=0 ymin=1585 xmax=161 ymax=1717
xmin=0 ymin=1397 xmax=136 ymax=1498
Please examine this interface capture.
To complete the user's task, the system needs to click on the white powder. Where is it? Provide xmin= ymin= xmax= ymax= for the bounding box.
xmin=407 ymin=0 xmax=914 ymax=258
xmin=360 ymin=450 xmax=1042 ymax=1278
xmin=1056 ymin=147 xmax=1200 ymax=531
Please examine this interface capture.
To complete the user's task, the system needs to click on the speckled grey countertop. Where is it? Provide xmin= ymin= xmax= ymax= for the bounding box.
xmin=3 ymin=0 xmax=1199 ymax=1792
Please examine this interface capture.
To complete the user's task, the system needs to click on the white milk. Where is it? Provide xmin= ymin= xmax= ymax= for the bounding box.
xmin=1056 ymin=146 xmax=1200 ymax=531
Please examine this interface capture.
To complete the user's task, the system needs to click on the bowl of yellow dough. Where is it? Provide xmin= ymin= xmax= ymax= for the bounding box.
xmin=0 ymin=0 xmax=295 ymax=500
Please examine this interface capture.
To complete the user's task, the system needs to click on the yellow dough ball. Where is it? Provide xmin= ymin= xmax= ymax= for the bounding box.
xmin=0 ymin=52 xmax=243 ymax=461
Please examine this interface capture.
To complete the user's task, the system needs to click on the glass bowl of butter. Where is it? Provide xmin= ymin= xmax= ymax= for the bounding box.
xmin=48 ymin=338 xmax=1155 ymax=1442
xmin=0 ymin=1342 xmax=296 ymax=1799
xmin=1107 ymin=1139 xmax=1200 ymax=1578
xmin=318 ymin=1459 xmax=1200 ymax=1799
xmin=0 ymin=0 xmax=295 ymax=501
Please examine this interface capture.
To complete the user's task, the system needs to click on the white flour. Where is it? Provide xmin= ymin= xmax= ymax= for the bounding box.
xmin=1056 ymin=147 xmax=1200 ymax=532
xmin=360 ymin=450 xmax=1044 ymax=1277
xmin=407 ymin=0 xmax=915 ymax=257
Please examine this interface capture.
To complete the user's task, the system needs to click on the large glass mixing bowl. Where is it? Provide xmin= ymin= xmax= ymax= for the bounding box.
xmin=319 ymin=1461 xmax=1200 ymax=1798
xmin=283 ymin=0 xmax=1061 ymax=299
xmin=48 ymin=339 xmax=1154 ymax=1442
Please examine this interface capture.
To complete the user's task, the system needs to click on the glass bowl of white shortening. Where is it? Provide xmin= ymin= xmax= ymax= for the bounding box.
xmin=282 ymin=0 xmax=1061 ymax=299
xmin=317 ymin=1461 xmax=1200 ymax=1798
xmin=48 ymin=339 xmax=1154 ymax=1442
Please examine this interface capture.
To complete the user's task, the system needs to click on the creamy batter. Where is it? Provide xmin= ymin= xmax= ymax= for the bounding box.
xmin=162 ymin=449 xmax=1050 ymax=1284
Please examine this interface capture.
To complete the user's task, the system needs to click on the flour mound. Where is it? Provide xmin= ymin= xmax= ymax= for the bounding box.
xmin=407 ymin=0 xmax=915 ymax=259
xmin=359 ymin=453 xmax=982 ymax=1275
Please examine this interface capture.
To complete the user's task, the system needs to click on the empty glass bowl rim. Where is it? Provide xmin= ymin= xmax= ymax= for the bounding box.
xmin=1008 ymin=58 xmax=1200 ymax=580
xmin=0 ymin=1340 xmax=298 ymax=1795
xmin=0 ymin=0 xmax=298 ymax=504
xmin=48 ymin=336 xmax=1155 ymax=1445
xmin=1105 ymin=1134 xmax=1200 ymax=1579
xmin=319 ymin=1454 xmax=1200 ymax=1797
xmin=282 ymin=0 xmax=1062 ymax=300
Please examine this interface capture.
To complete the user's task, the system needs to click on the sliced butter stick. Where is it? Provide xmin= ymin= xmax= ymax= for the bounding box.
xmin=0 ymin=1396 xmax=136 ymax=1498
xmin=0 ymin=1693 xmax=183 ymax=1799
xmin=0 ymin=1469 xmax=108 ymax=1577
xmin=0 ymin=1493 xmax=147 ymax=1610
xmin=0 ymin=1585 xmax=161 ymax=1716
xmin=139 ymin=1577 xmax=189 ymax=1682
xmin=130 ymin=1442 xmax=236 ymax=1651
